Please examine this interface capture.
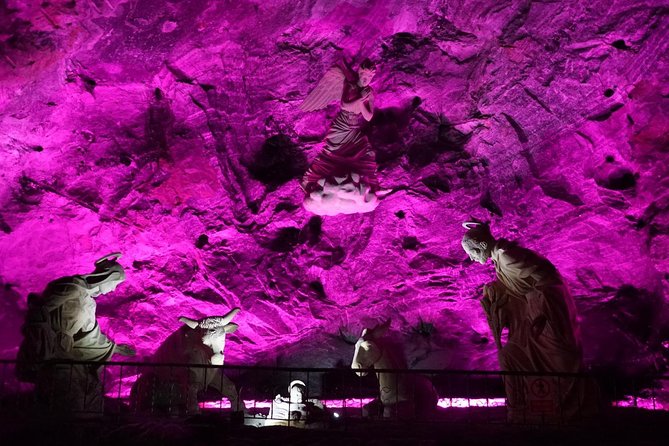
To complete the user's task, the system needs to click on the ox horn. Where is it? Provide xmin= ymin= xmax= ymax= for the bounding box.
xmin=198 ymin=307 xmax=241 ymax=329
xmin=462 ymin=221 xmax=482 ymax=230
xmin=179 ymin=316 xmax=199 ymax=329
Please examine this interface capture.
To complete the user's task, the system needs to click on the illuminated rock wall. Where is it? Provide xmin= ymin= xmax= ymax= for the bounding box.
xmin=1 ymin=0 xmax=668 ymax=375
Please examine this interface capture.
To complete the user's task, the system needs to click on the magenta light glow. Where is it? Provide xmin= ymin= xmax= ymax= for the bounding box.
xmin=612 ymin=396 xmax=666 ymax=411
xmin=104 ymin=376 xmax=669 ymax=413
xmin=198 ymin=397 xmax=505 ymax=410
xmin=437 ymin=398 xmax=506 ymax=409
xmin=199 ymin=396 xmax=667 ymax=411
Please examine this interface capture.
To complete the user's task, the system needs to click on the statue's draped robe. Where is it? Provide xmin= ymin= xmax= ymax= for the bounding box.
xmin=484 ymin=239 xmax=597 ymax=421
xmin=301 ymin=95 xmax=380 ymax=195
xmin=131 ymin=326 xmax=242 ymax=414
xmin=16 ymin=276 xmax=115 ymax=412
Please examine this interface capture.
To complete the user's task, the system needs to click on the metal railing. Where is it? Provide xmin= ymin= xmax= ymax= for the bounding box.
xmin=0 ymin=359 xmax=666 ymax=427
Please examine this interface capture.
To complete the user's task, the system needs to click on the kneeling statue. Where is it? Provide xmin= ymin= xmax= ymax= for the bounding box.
xmin=461 ymin=221 xmax=598 ymax=422
xmin=16 ymin=253 xmax=135 ymax=413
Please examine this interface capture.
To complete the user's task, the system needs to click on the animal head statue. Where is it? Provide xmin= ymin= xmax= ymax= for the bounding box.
xmin=351 ymin=319 xmax=390 ymax=377
xmin=178 ymin=307 xmax=240 ymax=365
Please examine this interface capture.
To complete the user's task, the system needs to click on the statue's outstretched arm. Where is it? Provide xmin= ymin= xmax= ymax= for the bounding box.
xmin=114 ymin=344 xmax=136 ymax=356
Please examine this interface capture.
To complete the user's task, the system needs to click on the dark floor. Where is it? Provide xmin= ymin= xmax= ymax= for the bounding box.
xmin=1 ymin=406 xmax=668 ymax=446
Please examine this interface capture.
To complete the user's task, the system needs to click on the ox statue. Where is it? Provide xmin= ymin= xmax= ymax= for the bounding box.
xmin=131 ymin=307 xmax=245 ymax=415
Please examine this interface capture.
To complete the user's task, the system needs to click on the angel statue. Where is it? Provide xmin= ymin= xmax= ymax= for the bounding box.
xmin=299 ymin=59 xmax=388 ymax=216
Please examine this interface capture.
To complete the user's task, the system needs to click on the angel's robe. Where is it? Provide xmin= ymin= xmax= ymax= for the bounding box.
xmin=16 ymin=276 xmax=115 ymax=411
xmin=483 ymin=239 xmax=596 ymax=421
xmin=302 ymin=109 xmax=380 ymax=195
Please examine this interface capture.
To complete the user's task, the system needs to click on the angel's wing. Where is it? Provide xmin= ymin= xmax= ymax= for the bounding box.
xmin=299 ymin=66 xmax=345 ymax=112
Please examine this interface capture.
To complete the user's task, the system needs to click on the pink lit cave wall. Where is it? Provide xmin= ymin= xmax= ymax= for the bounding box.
xmin=1 ymin=0 xmax=668 ymax=381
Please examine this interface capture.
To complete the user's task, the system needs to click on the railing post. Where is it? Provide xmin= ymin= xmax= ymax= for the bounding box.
xmin=288 ymin=369 xmax=292 ymax=428
xmin=466 ymin=371 xmax=471 ymax=423
xmin=0 ymin=363 xmax=4 ymax=410
xmin=117 ymin=363 xmax=123 ymax=416
xmin=218 ymin=364 xmax=223 ymax=413
xmin=576 ymin=373 xmax=583 ymax=423
xmin=394 ymin=369 xmax=398 ymax=421
xmin=557 ymin=374 xmax=562 ymax=425
xmin=448 ymin=370 xmax=453 ymax=416
xmin=344 ymin=366 xmax=349 ymax=430
xmin=168 ymin=365 xmax=174 ymax=416
xmin=83 ymin=362 xmax=90 ymax=412
xmin=652 ymin=377 xmax=656 ymax=410
xmin=99 ymin=362 xmax=107 ymax=415
xmin=612 ymin=373 xmax=617 ymax=408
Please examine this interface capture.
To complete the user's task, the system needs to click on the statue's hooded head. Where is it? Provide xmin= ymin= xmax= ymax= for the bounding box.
xmin=83 ymin=252 xmax=126 ymax=296
xmin=461 ymin=221 xmax=494 ymax=264
xmin=357 ymin=59 xmax=376 ymax=87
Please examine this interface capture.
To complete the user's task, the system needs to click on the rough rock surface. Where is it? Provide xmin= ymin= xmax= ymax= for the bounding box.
xmin=1 ymin=0 xmax=668 ymax=385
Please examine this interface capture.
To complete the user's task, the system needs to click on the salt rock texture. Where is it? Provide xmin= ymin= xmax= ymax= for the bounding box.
xmin=1 ymin=0 xmax=669 ymax=382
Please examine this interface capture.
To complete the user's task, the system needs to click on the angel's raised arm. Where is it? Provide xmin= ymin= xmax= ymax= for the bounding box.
xmin=299 ymin=66 xmax=346 ymax=112
xmin=338 ymin=58 xmax=358 ymax=83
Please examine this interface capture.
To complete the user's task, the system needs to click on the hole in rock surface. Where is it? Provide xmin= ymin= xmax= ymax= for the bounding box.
xmin=248 ymin=135 xmax=307 ymax=189
xmin=611 ymin=39 xmax=631 ymax=50
xmin=195 ymin=234 xmax=209 ymax=249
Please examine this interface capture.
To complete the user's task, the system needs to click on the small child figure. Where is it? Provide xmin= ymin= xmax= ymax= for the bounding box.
xmin=264 ymin=380 xmax=329 ymax=428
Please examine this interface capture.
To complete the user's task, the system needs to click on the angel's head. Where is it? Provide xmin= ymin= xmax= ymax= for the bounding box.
xmin=357 ymin=59 xmax=376 ymax=87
